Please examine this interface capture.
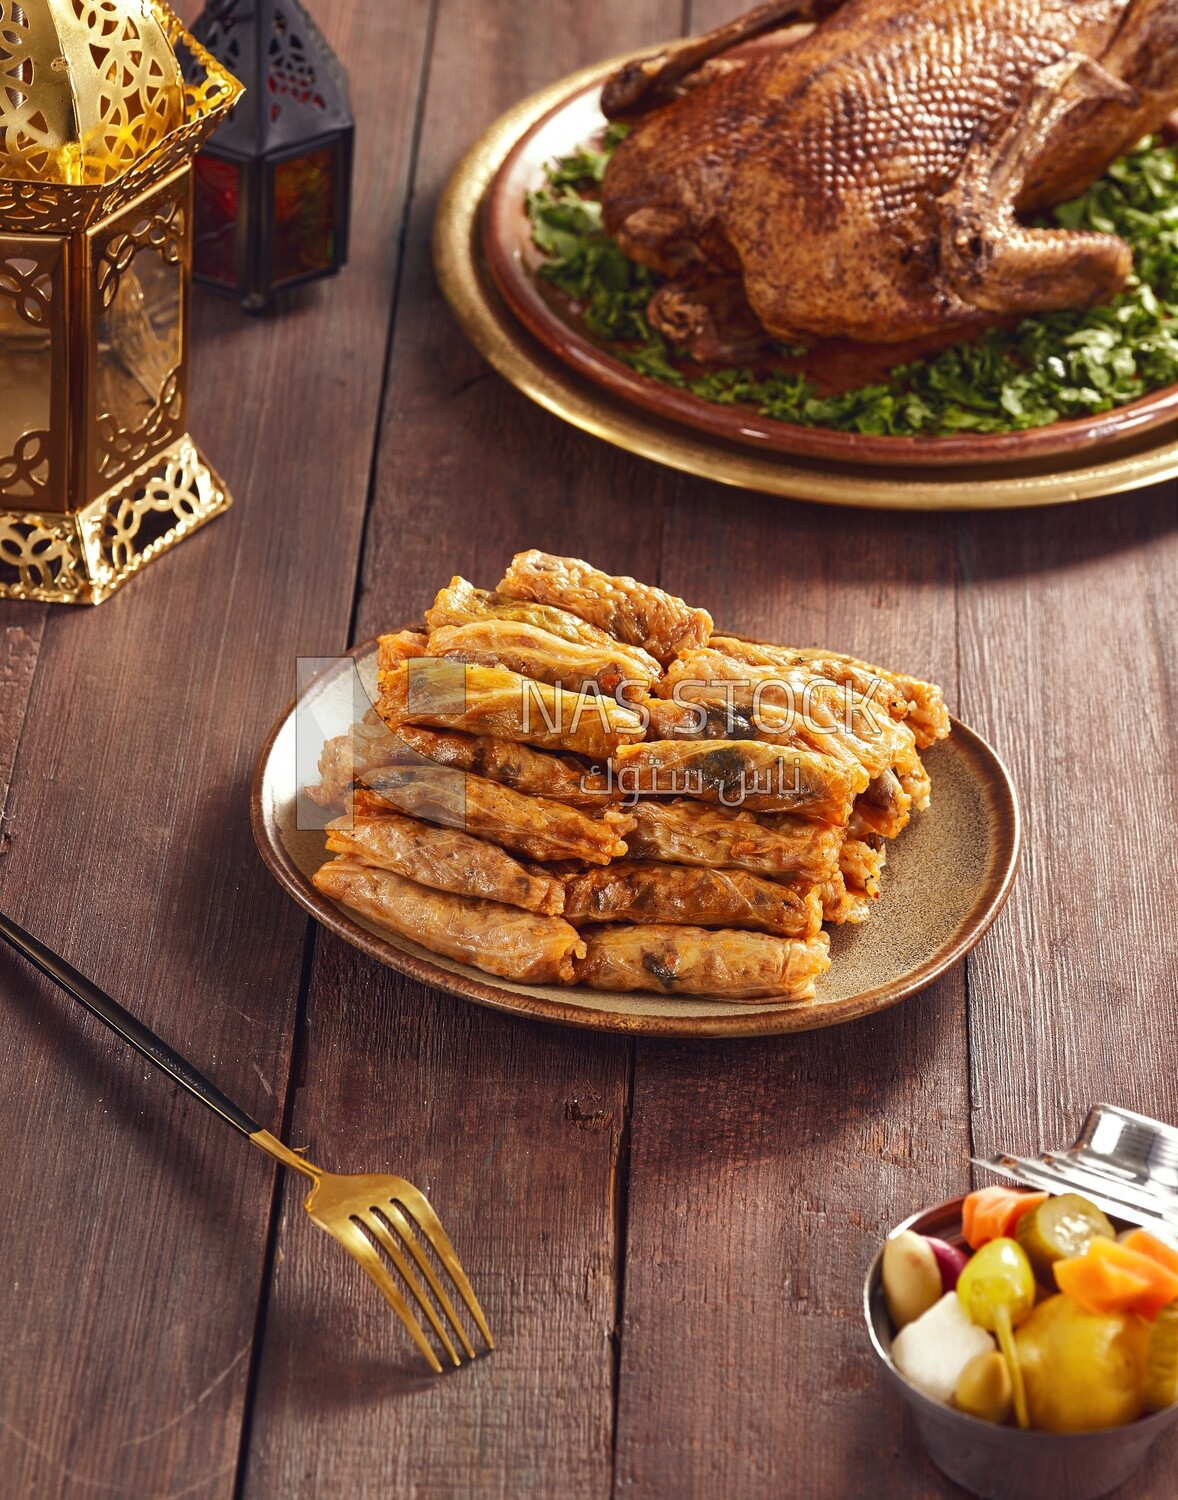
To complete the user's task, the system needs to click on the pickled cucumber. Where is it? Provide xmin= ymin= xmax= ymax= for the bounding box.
xmin=1015 ymin=1194 xmax=1115 ymax=1284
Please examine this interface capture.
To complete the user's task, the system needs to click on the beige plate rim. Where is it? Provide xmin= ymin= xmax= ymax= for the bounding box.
xmin=250 ymin=641 xmax=1023 ymax=1040
xmin=433 ymin=53 xmax=1178 ymax=510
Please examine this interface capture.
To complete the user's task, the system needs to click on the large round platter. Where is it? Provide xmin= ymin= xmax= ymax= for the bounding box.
xmin=433 ymin=54 xmax=1178 ymax=506
xmin=480 ymin=48 xmax=1178 ymax=471
xmin=251 ymin=642 xmax=1021 ymax=1039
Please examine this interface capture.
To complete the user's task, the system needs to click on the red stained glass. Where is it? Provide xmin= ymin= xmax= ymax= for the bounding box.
xmin=271 ymin=147 xmax=336 ymax=287
xmin=193 ymin=155 xmax=241 ymax=289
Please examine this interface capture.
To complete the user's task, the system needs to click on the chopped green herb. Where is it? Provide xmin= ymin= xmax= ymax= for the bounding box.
xmin=525 ymin=135 xmax=1178 ymax=438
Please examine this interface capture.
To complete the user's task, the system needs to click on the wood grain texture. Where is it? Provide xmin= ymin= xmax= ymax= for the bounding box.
xmin=241 ymin=936 xmax=631 ymax=1500
xmin=242 ymin=2 xmax=681 ymax=1495
xmin=610 ymin=503 xmax=975 ymax=1497
xmin=956 ymin=486 xmax=1178 ymax=1494
xmin=4 ymin=0 xmax=1178 ymax=1496
xmin=0 ymin=2 xmax=431 ymax=1495
xmin=0 ymin=604 xmax=45 ymax=834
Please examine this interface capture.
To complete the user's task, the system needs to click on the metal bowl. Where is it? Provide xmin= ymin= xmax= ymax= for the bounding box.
xmin=865 ymin=1196 xmax=1178 ymax=1500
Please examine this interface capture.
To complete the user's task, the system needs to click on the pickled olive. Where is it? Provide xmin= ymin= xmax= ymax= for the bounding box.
xmin=883 ymin=1231 xmax=943 ymax=1329
xmin=1015 ymin=1294 xmax=1149 ymax=1433
xmin=1144 ymin=1302 xmax=1178 ymax=1412
xmin=954 ymin=1349 xmax=1014 ymax=1425
xmin=957 ymin=1239 xmax=1037 ymax=1429
xmin=1015 ymin=1193 xmax=1115 ymax=1284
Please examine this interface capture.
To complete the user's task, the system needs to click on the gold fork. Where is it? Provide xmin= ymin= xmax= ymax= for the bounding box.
xmin=0 ymin=910 xmax=492 ymax=1373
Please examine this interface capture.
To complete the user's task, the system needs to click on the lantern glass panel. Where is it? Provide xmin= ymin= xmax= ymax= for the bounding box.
xmin=271 ymin=145 xmax=336 ymax=287
xmin=193 ymin=154 xmax=243 ymax=289
xmin=96 ymin=246 xmax=182 ymax=438
xmin=0 ymin=244 xmax=55 ymax=501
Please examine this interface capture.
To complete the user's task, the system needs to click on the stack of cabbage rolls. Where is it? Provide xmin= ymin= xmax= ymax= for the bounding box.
xmin=309 ymin=551 xmax=950 ymax=1003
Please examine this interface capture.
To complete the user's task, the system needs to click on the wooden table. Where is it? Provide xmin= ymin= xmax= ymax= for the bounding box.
xmin=2 ymin=3 xmax=1177 ymax=1496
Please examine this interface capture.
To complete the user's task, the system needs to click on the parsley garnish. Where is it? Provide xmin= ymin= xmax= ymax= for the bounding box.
xmin=525 ymin=136 xmax=1178 ymax=437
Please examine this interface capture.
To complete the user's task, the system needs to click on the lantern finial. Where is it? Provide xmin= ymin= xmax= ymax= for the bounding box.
xmin=0 ymin=1 xmax=243 ymax=226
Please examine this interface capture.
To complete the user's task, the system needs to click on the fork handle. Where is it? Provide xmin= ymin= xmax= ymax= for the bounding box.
xmin=0 ymin=910 xmax=262 ymax=1139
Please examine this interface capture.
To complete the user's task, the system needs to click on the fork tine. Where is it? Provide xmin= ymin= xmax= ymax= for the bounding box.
xmin=361 ymin=1208 xmax=462 ymax=1368
xmin=380 ymin=1202 xmax=476 ymax=1360
xmin=391 ymin=1182 xmax=494 ymax=1349
xmin=331 ymin=1217 xmax=444 ymax=1373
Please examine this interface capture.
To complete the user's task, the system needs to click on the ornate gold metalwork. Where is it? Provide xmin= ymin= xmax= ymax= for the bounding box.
xmin=0 ymin=509 xmax=85 ymax=596
xmin=0 ymin=429 xmax=53 ymax=498
xmin=0 ymin=436 xmax=229 ymax=602
xmin=0 ymin=3 xmax=241 ymax=603
xmin=88 ymin=169 xmax=188 ymax=492
xmin=0 ymin=2 xmax=241 ymax=215
xmin=0 ymin=231 xmax=67 ymax=507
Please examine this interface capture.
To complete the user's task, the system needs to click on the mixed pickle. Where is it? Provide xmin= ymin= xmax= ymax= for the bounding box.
xmin=884 ymin=1187 xmax=1178 ymax=1433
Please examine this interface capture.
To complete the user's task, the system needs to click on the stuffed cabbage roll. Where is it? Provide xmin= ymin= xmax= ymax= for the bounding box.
xmin=660 ymin=648 xmax=916 ymax=780
xmin=852 ymin=768 xmax=912 ymax=840
xmin=611 ymin=740 xmax=866 ymax=821
xmin=378 ymin=659 xmax=644 ymax=760
xmin=710 ymin=637 xmax=950 ymax=750
xmin=562 ymin=861 xmax=822 ymax=939
xmin=840 ymin=836 xmax=886 ymax=900
xmin=497 ymin=550 xmax=712 ymax=665
xmin=392 ymin=722 xmax=615 ymax=808
xmin=326 ymin=794 xmax=566 ymax=913
xmin=362 ymin=763 xmax=634 ymax=865
xmin=313 ymin=858 xmax=584 ymax=984
xmin=425 ymin=619 xmax=658 ymax=695
xmin=573 ymin=924 xmax=831 ymax=1001
xmin=626 ymin=799 xmax=841 ymax=884
xmin=426 ymin=577 xmax=661 ymax=679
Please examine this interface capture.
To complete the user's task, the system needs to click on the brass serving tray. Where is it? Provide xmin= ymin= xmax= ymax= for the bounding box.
xmin=433 ymin=54 xmax=1178 ymax=509
xmin=251 ymin=641 xmax=1021 ymax=1039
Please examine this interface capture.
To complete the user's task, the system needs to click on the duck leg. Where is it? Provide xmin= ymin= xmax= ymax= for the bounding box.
xmin=939 ymin=55 xmax=1139 ymax=317
xmin=602 ymin=0 xmax=847 ymax=119
xmin=1025 ymin=0 xmax=1178 ymax=208
xmin=647 ymin=277 xmax=771 ymax=363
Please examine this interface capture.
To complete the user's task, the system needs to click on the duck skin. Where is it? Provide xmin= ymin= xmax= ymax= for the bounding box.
xmin=600 ymin=0 xmax=1178 ymax=348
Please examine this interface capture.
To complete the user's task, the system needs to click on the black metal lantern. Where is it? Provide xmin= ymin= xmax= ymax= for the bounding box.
xmin=186 ymin=0 xmax=353 ymax=310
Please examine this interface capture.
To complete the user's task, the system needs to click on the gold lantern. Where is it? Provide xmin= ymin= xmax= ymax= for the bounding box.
xmin=0 ymin=0 xmax=243 ymax=604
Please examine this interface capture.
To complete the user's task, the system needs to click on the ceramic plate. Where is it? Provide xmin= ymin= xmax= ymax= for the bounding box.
xmin=480 ymin=48 xmax=1178 ymax=472
xmin=251 ymin=640 xmax=1021 ymax=1038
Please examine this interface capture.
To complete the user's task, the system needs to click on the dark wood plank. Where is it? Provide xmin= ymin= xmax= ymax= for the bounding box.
xmin=0 ymin=3 xmax=432 ymax=1495
xmin=0 ymin=603 xmax=46 ymax=834
xmin=242 ymin=938 xmax=633 ymax=1498
xmin=241 ymin=1 xmax=684 ymax=1495
xmin=957 ymin=486 xmax=1178 ymax=1494
xmin=611 ymin=498 xmax=973 ymax=1496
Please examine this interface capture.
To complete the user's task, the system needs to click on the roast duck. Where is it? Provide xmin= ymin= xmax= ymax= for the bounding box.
xmin=598 ymin=0 xmax=1178 ymax=357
